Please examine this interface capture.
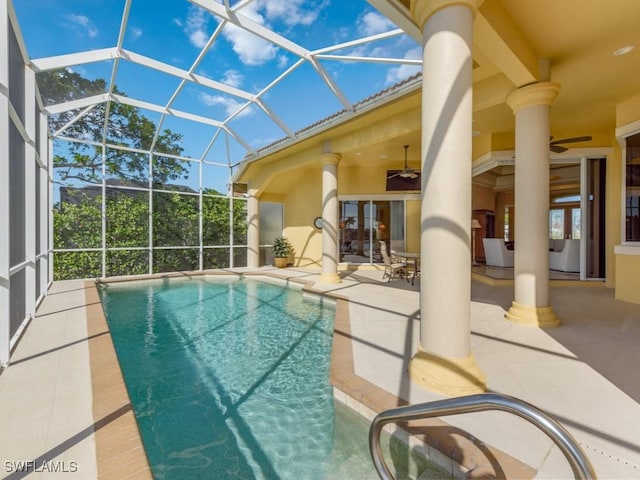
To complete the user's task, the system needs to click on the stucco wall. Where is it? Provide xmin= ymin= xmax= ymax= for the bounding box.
xmin=616 ymin=93 xmax=640 ymax=128
xmin=283 ymin=168 xmax=323 ymax=267
xmin=615 ymin=251 xmax=640 ymax=304
xmin=406 ymin=200 xmax=421 ymax=253
xmin=277 ymin=163 xmax=422 ymax=267
xmin=612 ymin=100 xmax=640 ymax=299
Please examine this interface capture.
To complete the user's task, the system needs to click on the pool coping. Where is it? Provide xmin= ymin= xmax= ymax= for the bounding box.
xmin=86 ymin=270 xmax=535 ymax=479
xmin=85 ymin=280 xmax=153 ymax=480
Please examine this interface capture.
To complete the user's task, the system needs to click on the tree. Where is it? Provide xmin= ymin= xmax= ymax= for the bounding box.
xmin=39 ymin=68 xmax=187 ymax=186
xmin=52 ymin=192 xmax=247 ymax=279
xmin=43 ymin=68 xmax=248 ymax=280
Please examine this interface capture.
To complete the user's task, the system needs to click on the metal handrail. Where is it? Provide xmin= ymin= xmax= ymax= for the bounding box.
xmin=369 ymin=393 xmax=597 ymax=480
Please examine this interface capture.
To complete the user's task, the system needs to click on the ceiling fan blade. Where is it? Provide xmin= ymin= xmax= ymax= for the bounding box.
xmin=387 ymin=172 xmax=400 ymax=179
xmin=550 ymin=135 xmax=592 ymax=146
xmin=550 ymin=145 xmax=568 ymax=153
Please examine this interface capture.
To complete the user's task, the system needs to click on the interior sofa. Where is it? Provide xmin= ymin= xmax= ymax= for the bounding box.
xmin=482 ymin=238 xmax=514 ymax=268
xmin=549 ymin=238 xmax=580 ymax=272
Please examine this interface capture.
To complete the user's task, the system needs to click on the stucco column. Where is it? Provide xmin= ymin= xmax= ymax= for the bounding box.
xmin=319 ymin=153 xmax=342 ymax=284
xmin=506 ymin=83 xmax=561 ymax=327
xmin=408 ymin=0 xmax=486 ymax=396
xmin=247 ymin=187 xmax=260 ymax=269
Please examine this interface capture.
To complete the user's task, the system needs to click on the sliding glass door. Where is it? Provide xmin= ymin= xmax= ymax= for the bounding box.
xmin=339 ymin=200 xmax=405 ymax=264
xmin=582 ymin=157 xmax=606 ymax=279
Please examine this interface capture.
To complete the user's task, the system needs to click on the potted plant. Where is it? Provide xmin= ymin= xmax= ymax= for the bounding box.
xmin=273 ymin=236 xmax=294 ymax=268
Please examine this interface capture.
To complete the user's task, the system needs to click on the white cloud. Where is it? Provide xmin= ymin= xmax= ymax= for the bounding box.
xmin=276 ymin=55 xmax=288 ymax=69
xmin=67 ymin=13 xmax=98 ymax=38
xmin=199 ymin=92 xmax=252 ymax=118
xmin=130 ymin=27 xmax=143 ymax=40
xmin=358 ymin=11 xmax=396 ymax=36
xmin=260 ymin=0 xmax=322 ymax=26
xmin=68 ymin=14 xmax=90 ymax=27
xmin=223 ymin=23 xmax=278 ymax=66
xmin=221 ymin=0 xmax=327 ymax=66
xmin=385 ymin=46 xmax=422 ymax=85
xmin=184 ymin=6 xmax=211 ymax=48
xmin=68 ymin=66 xmax=88 ymax=77
xmin=221 ymin=70 xmax=244 ymax=88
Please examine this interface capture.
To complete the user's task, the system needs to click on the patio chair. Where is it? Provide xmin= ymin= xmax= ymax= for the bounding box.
xmin=549 ymin=238 xmax=580 ymax=272
xmin=379 ymin=241 xmax=405 ymax=281
xmin=482 ymin=238 xmax=514 ymax=268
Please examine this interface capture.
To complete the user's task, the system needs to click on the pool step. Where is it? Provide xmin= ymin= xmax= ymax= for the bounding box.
xmin=328 ymin=454 xmax=377 ymax=480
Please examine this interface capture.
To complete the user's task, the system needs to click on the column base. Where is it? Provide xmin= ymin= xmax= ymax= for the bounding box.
xmin=408 ymin=348 xmax=486 ymax=397
xmin=318 ymin=272 xmax=341 ymax=284
xmin=505 ymin=301 xmax=560 ymax=328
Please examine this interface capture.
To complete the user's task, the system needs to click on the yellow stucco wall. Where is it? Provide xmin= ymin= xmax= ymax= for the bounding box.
xmin=270 ymin=161 xmax=423 ymax=267
xmin=338 ymin=166 xmax=388 ymax=194
xmin=615 ymin=253 xmax=640 ymax=304
xmin=613 ymin=100 xmax=640 ymax=300
xmin=616 ymin=93 xmax=640 ymax=128
xmin=282 ymin=168 xmax=323 ymax=267
xmin=406 ymin=200 xmax=421 ymax=252
xmin=606 ymin=141 xmax=622 ymax=288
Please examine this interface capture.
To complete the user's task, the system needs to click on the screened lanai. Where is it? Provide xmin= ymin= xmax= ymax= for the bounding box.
xmin=1 ymin=0 xmax=422 ymax=367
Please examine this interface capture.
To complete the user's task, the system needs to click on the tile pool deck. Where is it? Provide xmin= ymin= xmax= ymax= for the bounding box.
xmin=0 ymin=267 xmax=639 ymax=479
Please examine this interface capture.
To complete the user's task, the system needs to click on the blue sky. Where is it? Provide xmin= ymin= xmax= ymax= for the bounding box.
xmin=14 ymin=0 xmax=421 ymax=193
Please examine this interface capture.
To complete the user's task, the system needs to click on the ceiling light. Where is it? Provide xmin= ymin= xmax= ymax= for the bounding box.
xmin=613 ymin=45 xmax=634 ymax=56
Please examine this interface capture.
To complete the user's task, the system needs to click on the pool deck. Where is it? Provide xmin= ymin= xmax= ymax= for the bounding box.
xmin=0 ymin=267 xmax=639 ymax=479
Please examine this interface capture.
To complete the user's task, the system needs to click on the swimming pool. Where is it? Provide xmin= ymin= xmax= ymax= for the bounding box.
xmin=99 ymin=275 xmax=447 ymax=479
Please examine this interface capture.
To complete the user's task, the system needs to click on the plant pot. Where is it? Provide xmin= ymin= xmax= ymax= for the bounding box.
xmin=274 ymin=257 xmax=288 ymax=268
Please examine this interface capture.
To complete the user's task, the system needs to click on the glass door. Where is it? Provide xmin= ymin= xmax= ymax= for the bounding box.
xmin=339 ymin=200 xmax=405 ymax=264
xmin=582 ymin=158 xmax=606 ymax=279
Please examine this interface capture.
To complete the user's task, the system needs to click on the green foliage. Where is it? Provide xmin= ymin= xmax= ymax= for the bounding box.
xmin=154 ymin=193 xmax=199 ymax=247
xmin=106 ymin=250 xmax=149 ymax=277
xmin=273 ymin=236 xmax=294 ymax=258
xmin=106 ymin=191 xmax=149 ymax=247
xmin=54 ymin=251 xmax=102 ymax=280
xmin=45 ymin=68 xmax=248 ymax=280
xmin=153 ymin=249 xmax=199 ymax=273
xmin=53 ymin=192 xmax=248 ymax=280
xmin=39 ymin=68 xmax=186 ymax=186
xmin=53 ymin=194 xmax=102 ymax=249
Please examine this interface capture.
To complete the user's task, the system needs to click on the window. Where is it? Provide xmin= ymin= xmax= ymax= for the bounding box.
xmin=549 ymin=209 xmax=565 ymax=239
xmin=625 ymin=132 xmax=640 ymax=241
xmin=549 ymin=207 xmax=581 ymax=240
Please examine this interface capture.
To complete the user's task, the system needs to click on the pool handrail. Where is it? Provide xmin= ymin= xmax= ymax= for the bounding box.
xmin=369 ymin=392 xmax=597 ymax=480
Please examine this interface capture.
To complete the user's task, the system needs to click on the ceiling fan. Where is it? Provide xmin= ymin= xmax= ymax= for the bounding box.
xmin=549 ymin=135 xmax=592 ymax=153
xmin=387 ymin=145 xmax=418 ymax=179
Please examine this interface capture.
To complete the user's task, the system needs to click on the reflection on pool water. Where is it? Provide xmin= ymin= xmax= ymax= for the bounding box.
xmin=99 ymin=275 xmax=448 ymax=479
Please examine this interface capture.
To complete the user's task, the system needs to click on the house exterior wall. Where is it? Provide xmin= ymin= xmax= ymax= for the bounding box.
xmin=283 ymin=168 xmax=323 ymax=268
xmin=278 ymin=163 xmax=423 ymax=268
xmin=613 ymin=95 xmax=640 ymax=302
xmin=406 ymin=200 xmax=421 ymax=253
xmin=615 ymin=251 xmax=640 ymax=303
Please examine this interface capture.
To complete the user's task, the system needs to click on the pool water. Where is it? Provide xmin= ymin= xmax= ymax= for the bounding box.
xmin=99 ymin=276 xmax=449 ymax=480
